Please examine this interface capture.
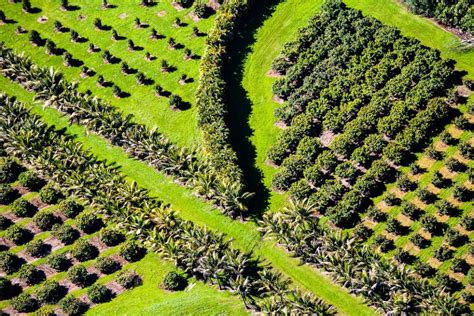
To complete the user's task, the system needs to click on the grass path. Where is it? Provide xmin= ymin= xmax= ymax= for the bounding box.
xmin=0 ymin=75 xmax=374 ymax=315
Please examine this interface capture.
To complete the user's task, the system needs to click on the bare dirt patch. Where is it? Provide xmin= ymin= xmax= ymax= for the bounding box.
xmin=89 ymin=236 xmax=108 ymax=252
xmin=14 ymin=184 xmax=30 ymax=195
xmin=107 ymin=281 xmax=125 ymax=295
xmin=319 ymin=129 xmax=336 ymax=147
xmin=266 ymin=69 xmax=282 ymax=78
xmin=30 ymin=197 xmax=48 ymax=210
xmin=157 ymin=10 xmax=166 ymax=17
xmin=272 ymin=95 xmax=284 ymax=104
xmin=44 ymin=236 xmax=63 ymax=252
xmin=265 ymin=159 xmax=279 ymax=169
xmin=119 ymin=13 xmax=128 ymax=19
xmin=274 ymin=120 xmax=287 ymax=129
xmin=171 ymin=2 xmax=184 ymax=11
xmin=37 ymin=16 xmax=48 ymax=23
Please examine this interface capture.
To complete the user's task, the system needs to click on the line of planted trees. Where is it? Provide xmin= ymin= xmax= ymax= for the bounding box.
xmin=402 ymin=0 xmax=474 ymax=35
xmin=0 ymin=43 xmax=253 ymax=220
xmin=260 ymin=199 xmax=469 ymax=314
xmin=266 ymin=0 xmax=457 ymax=228
xmin=0 ymin=94 xmax=334 ymax=315
xmin=195 ymin=0 xmax=248 ymax=189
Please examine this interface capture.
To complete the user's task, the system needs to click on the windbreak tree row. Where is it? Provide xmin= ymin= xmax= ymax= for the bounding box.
xmin=0 ymin=43 xmax=253 ymax=220
xmin=0 ymin=95 xmax=334 ymax=315
xmin=267 ymin=0 xmax=458 ymax=228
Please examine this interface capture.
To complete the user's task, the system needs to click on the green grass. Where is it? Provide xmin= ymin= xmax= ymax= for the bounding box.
xmin=89 ymin=253 xmax=248 ymax=316
xmin=343 ymin=0 xmax=474 ymax=78
xmin=0 ymin=74 xmax=374 ymax=315
xmin=0 ymin=0 xmax=214 ymax=147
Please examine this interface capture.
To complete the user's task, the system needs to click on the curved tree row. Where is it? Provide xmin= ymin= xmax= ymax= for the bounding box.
xmin=0 ymin=43 xmax=253 ymax=219
xmin=0 ymin=94 xmax=334 ymax=315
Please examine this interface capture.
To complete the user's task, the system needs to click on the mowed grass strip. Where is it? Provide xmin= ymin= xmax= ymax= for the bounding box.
xmin=0 ymin=75 xmax=375 ymax=315
xmin=0 ymin=0 xmax=214 ymax=146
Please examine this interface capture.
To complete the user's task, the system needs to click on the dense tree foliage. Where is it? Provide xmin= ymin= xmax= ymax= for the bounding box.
xmin=403 ymin=0 xmax=474 ymax=34
xmin=268 ymin=0 xmax=455 ymax=228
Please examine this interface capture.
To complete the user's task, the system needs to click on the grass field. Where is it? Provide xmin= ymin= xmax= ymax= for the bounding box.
xmin=2 ymin=0 xmax=473 ymax=314
xmin=0 ymin=0 xmax=213 ymax=147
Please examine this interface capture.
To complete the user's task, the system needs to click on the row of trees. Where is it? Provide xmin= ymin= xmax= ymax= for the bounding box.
xmin=0 ymin=95 xmax=334 ymax=314
xmin=403 ymin=0 xmax=474 ymax=35
xmin=0 ymin=166 xmax=142 ymax=313
xmin=195 ymin=0 xmax=249 ymax=193
xmin=0 ymin=44 xmax=253 ymax=219
xmin=261 ymin=199 xmax=469 ymax=314
xmin=267 ymin=0 xmax=456 ymax=228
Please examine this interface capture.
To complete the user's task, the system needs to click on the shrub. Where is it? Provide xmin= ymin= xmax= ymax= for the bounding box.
xmin=5 ymin=225 xmax=32 ymax=245
xmin=169 ymin=94 xmax=183 ymax=110
xmin=0 ymin=184 xmax=17 ymax=204
xmin=421 ymin=215 xmax=444 ymax=235
xmin=35 ymin=280 xmax=67 ymax=304
xmin=383 ymin=193 xmax=400 ymax=206
xmin=433 ymin=246 xmax=453 ymax=261
xmin=373 ymin=235 xmax=394 ymax=252
xmin=76 ymin=213 xmax=103 ymax=234
xmin=460 ymin=215 xmax=473 ymax=231
xmin=394 ymin=250 xmax=415 ymax=264
xmin=459 ymin=142 xmax=473 ymax=159
xmin=0 ymin=215 xmax=13 ymax=230
xmin=0 ymin=277 xmax=17 ymax=300
xmin=417 ymin=188 xmax=436 ymax=204
xmin=435 ymin=273 xmax=461 ymax=293
xmin=453 ymin=185 xmax=471 ymax=202
xmin=386 ymin=218 xmax=404 ymax=235
xmin=0 ymin=251 xmax=23 ymax=274
xmin=435 ymin=200 xmax=456 ymax=216
xmin=0 ymin=157 xmax=22 ymax=182
xmin=453 ymin=116 xmax=469 ymax=130
xmin=119 ymin=241 xmax=145 ymax=262
xmin=95 ymin=256 xmax=120 ymax=274
xmin=444 ymin=229 xmax=464 ymax=247
xmin=18 ymin=171 xmax=43 ymax=191
xmin=410 ymin=233 xmax=430 ymax=249
xmin=71 ymin=239 xmax=99 ymax=262
xmin=400 ymin=202 xmax=423 ymax=220
xmin=52 ymin=224 xmax=79 ymax=245
xmin=413 ymin=260 xmax=434 ymax=277
xmin=39 ymin=184 xmax=62 ymax=204
xmin=87 ymin=284 xmax=113 ymax=303
xmin=11 ymin=198 xmax=36 ymax=217
xmin=25 ymin=239 xmax=49 ymax=258
xmin=397 ymin=175 xmax=416 ymax=192
xmin=425 ymin=146 xmax=443 ymax=160
xmin=60 ymin=295 xmax=84 ymax=315
xmin=47 ymin=252 xmax=71 ymax=271
xmin=366 ymin=206 xmax=387 ymax=222
xmin=409 ymin=162 xmax=423 ymax=175
xmin=431 ymin=171 xmax=449 ymax=188
xmin=353 ymin=225 xmax=372 ymax=241
xmin=11 ymin=293 xmax=38 ymax=313
xmin=33 ymin=211 xmax=61 ymax=231
xmin=439 ymin=131 xmax=457 ymax=145
xmin=18 ymin=264 xmax=46 ymax=285
xmin=59 ymin=199 xmax=83 ymax=218
xmin=116 ymin=270 xmax=141 ymax=289
xmin=451 ymin=258 xmax=469 ymax=274
xmin=445 ymin=158 xmax=465 ymax=172
xmin=162 ymin=271 xmax=187 ymax=291
xmin=99 ymin=228 xmax=125 ymax=246
xmin=67 ymin=265 xmax=89 ymax=287
xmin=193 ymin=3 xmax=207 ymax=18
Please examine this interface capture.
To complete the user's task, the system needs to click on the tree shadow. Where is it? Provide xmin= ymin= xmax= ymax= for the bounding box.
xmin=223 ymin=0 xmax=284 ymax=220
